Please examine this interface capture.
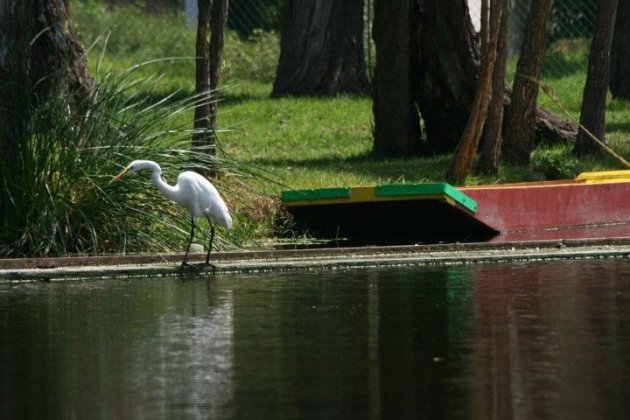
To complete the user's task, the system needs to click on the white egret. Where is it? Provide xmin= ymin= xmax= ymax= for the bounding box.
xmin=112 ymin=160 xmax=232 ymax=266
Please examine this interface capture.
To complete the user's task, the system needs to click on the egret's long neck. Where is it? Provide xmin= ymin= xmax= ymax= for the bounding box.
xmin=147 ymin=163 xmax=179 ymax=202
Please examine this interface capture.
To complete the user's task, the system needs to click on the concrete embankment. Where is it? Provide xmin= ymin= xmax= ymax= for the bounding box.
xmin=1 ymin=237 xmax=629 ymax=282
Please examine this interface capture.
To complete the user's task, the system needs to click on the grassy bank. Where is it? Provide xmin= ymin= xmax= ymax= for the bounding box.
xmin=73 ymin=3 xmax=630 ymax=187
xmin=20 ymin=3 xmax=625 ymax=254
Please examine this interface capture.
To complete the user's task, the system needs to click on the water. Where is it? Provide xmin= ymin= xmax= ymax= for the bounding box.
xmin=1 ymin=259 xmax=629 ymax=419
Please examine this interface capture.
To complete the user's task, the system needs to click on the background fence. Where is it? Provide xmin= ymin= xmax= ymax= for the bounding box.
xmin=469 ymin=0 xmax=596 ymax=80
xmin=75 ymin=0 xmax=597 ymax=92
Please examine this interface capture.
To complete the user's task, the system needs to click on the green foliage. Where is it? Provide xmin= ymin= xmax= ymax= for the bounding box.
xmin=531 ymin=147 xmax=581 ymax=179
xmin=549 ymin=0 xmax=596 ymax=44
xmin=228 ymin=0 xmax=282 ymax=37
xmin=4 ymin=3 xmax=627 ymax=255
xmin=0 ymin=64 xmax=263 ymax=257
xmin=542 ymin=38 xmax=590 ymax=79
xmin=73 ymin=1 xmax=280 ymax=90
xmin=223 ymin=30 xmax=280 ymax=83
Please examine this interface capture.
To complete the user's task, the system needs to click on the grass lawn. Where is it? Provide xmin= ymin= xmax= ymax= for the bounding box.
xmin=6 ymin=3 xmax=629 ymax=257
xmin=68 ymin=4 xmax=630 ymax=250
xmin=74 ymin=3 xmax=630 ymax=193
xmin=218 ymin=80 xmax=630 ymax=192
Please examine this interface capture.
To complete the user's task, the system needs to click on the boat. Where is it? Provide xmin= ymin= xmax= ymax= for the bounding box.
xmin=281 ymin=170 xmax=630 ymax=244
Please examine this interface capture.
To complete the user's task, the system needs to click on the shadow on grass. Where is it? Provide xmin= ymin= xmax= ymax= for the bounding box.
xmin=606 ymin=122 xmax=630 ymax=134
xmin=221 ymin=91 xmax=269 ymax=106
xmin=254 ymin=152 xmax=453 ymax=183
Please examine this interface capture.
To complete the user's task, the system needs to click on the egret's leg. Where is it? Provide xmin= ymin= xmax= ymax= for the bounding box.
xmin=182 ymin=216 xmax=196 ymax=266
xmin=205 ymin=220 xmax=215 ymax=265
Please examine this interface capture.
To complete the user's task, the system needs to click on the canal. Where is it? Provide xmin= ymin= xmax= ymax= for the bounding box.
xmin=1 ymin=259 xmax=629 ymax=419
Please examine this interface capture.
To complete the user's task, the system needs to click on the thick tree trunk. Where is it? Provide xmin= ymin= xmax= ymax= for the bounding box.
xmin=412 ymin=0 xmax=480 ymax=153
xmin=610 ymin=0 xmax=629 ymax=99
xmin=502 ymin=0 xmax=552 ymax=166
xmin=0 ymin=0 xmax=92 ymax=224
xmin=0 ymin=0 xmax=92 ymax=103
xmin=370 ymin=0 xmax=576 ymax=161
xmin=272 ymin=0 xmax=369 ymax=97
xmin=372 ymin=0 xmax=420 ymax=155
xmin=574 ymin=0 xmax=618 ymax=156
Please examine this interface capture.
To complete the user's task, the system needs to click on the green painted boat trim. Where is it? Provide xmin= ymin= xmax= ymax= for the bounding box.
xmin=282 ymin=187 xmax=351 ymax=202
xmin=282 ymin=183 xmax=478 ymax=213
xmin=375 ymin=183 xmax=477 ymax=213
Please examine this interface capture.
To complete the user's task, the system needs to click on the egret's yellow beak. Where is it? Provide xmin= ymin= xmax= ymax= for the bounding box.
xmin=111 ymin=167 xmax=130 ymax=182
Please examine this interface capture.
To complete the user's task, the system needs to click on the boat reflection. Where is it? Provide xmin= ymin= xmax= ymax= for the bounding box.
xmin=470 ymin=262 xmax=630 ymax=419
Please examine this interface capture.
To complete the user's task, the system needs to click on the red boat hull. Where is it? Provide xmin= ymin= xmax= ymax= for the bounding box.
xmin=462 ymin=180 xmax=630 ymax=241
xmin=282 ymin=171 xmax=630 ymax=244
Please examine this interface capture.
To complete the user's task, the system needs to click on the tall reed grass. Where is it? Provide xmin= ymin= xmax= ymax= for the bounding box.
xmin=0 ymin=64 xmax=257 ymax=257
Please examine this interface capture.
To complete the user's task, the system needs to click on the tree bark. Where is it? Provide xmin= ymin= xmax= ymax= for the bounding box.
xmin=193 ymin=0 xmax=212 ymax=150
xmin=479 ymin=0 xmax=509 ymax=175
xmin=0 ymin=0 xmax=92 ymax=103
xmin=480 ymin=0 xmax=489 ymax=55
xmin=502 ymin=0 xmax=552 ymax=166
xmin=208 ymin=0 xmax=228 ymax=150
xmin=193 ymin=0 xmax=229 ymax=157
xmin=370 ymin=0 xmax=576 ymax=161
xmin=0 ymin=0 xmax=92 ymax=224
xmin=610 ymin=0 xmax=629 ymax=99
xmin=272 ymin=0 xmax=369 ymax=97
xmin=372 ymin=0 xmax=420 ymax=155
xmin=412 ymin=0 xmax=480 ymax=153
xmin=574 ymin=0 xmax=618 ymax=156
xmin=446 ymin=0 xmax=505 ymax=184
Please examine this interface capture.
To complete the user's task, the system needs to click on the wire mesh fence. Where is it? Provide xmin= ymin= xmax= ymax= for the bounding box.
xmin=75 ymin=0 xmax=596 ymax=96
xmin=469 ymin=0 xmax=595 ymax=77
xmin=184 ymin=0 xmax=281 ymax=36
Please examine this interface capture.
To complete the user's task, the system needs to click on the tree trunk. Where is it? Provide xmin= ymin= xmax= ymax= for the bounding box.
xmin=272 ymin=0 xmax=369 ymax=97
xmin=0 ymin=0 xmax=92 ymax=103
xmin=502 ymin=0 xmax=552 ymax=166
xmin=574 ymin=0 xmax=618 ymax=156
xmin=209 ymin=0 xmax=228 ymax=151
xmin=412 ymin=0 xmax=480 ymax=153
xmin=0 ymin=0 xmax=92 ymax=225
xmin=193 ymin=0 xmax=212 ymax=150
xmin=610 ymin=0 xmax=629 ymax=99
xmin=446 ymin=0 xmax=505 ymax=184
xmin=480 ymin=0 xmax=489 ymax=55
xmin=478 ymin=0 xmax=509 ymax=175
xmin=193 ymin=0 xmax=229 ymax=158
xmin=370 ymin=0 xmax=576 ymax=161
xmin=372 ymin=0 xmax=420 ymax=155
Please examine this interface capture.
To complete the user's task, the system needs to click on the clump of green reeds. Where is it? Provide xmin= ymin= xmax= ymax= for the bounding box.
xmin=0 ymin=63 xmax=258 ymax=257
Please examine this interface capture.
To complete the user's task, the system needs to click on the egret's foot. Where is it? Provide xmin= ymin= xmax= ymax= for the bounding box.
xmin=201 ymin=261 xmax=217 ymax=272
xmin=180 ymin=261 xmax=215 ymax=271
